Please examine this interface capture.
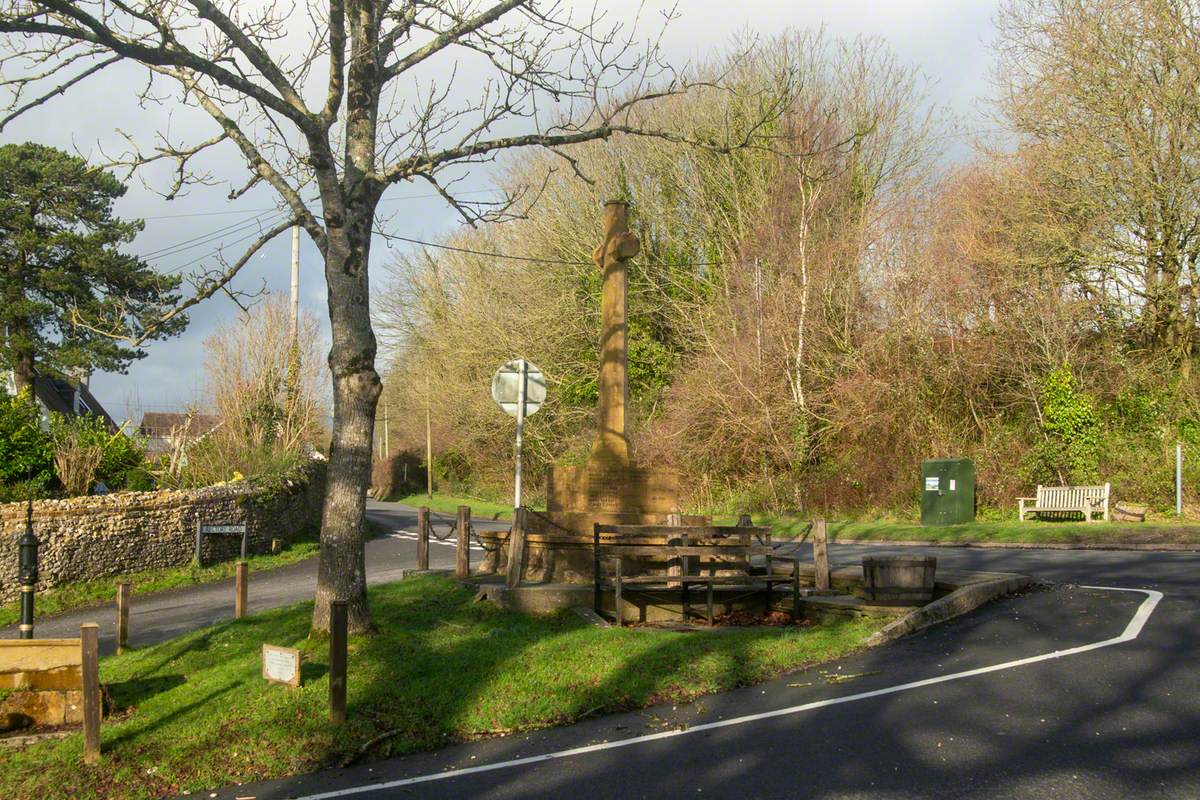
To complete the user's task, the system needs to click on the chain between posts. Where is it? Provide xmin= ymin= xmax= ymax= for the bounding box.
xmin=419 ymin=511 xmax=511 ymax=551
xmin=471 ymin=522 xmax=509 ymax=553
xmin=422 ymin=514 xmax=457 ymax=542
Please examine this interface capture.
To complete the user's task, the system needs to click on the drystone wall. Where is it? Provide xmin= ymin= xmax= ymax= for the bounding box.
xmin=0 ymin=460 xmax=326 ymax=602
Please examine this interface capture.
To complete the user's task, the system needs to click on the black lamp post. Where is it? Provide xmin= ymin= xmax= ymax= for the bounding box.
xmin=18 ymin=494 xmax=38 ymax=639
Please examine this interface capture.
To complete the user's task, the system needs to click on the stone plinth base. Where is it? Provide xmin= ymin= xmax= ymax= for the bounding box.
xmin=547 ymin=465 xmax=680 ymax=516
xmin=476 ymin=462 xmax=693 ymax=584
xmin=479 ymin=510 xmax=678 ymax=584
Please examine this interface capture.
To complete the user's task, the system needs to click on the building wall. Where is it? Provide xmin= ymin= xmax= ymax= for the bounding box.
xmin=0 ymin=461 xmax=326 ymax=603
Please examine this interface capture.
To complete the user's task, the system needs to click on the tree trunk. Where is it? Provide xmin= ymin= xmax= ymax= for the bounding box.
xmin=311 ymin=202 xmax=382 ymax=635
xmin=11 ymin=344 xmax=34 ymax=396
xmin=309 ymin=0 xmax=386 ymax=636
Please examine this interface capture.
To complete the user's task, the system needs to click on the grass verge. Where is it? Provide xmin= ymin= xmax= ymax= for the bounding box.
xmin=0 ymin=575 xmax=884 ymax=800
xmin=390 ymin=491 xmax=522 ymax=521
xmin=0 ymin=527 xmax=322 ymax=628
xmin=747 ymin=516 xmax=1200 ymax=546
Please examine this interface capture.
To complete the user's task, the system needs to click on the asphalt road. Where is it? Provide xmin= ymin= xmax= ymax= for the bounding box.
xmin=6 ymin=503 xmax=1199 ymax=798
xmin=215 ymin=514 xmax=1200 ymax=800
xmin=0 ymin=500 xmax=507 ymax=654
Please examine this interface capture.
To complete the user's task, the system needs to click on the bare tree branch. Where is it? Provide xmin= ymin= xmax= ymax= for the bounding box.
xmin=68 ymin=215 xmax=296 ymax=346
xmin=0 ymin=52 xmax=118 ymax=130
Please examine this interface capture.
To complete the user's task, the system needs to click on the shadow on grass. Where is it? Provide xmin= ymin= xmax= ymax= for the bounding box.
xmin=105 ymin=682 xmax=239 ymax=749
xmin=105 ymin=674 xmax=186 ymax=710
xmin=277 ymin=577 xmax=843 ymax=772
xmin=301 ymin=660 xmax=328 ymax=683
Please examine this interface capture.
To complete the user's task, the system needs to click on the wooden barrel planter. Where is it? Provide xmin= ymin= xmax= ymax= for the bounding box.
xmin=861 ymin=556 xmax=937 ymax=606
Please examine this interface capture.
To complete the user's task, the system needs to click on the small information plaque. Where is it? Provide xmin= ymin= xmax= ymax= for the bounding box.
xmin=262 ymin=644 xmax=301 ymax=687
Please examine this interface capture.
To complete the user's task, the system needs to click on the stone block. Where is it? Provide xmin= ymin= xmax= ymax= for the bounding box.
xmin=546 ymin=464 xmax=679 ymax=514
xmin=0 ymin=689 xmax=84 ymax=731
xmin=0 ymin=640 xmax=82 ymax=676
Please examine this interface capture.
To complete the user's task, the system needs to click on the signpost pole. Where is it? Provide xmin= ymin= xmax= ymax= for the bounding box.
xmin=425 ymin=373 xmax=433 ymax=499
xmin=514 ymin=358 xmax=526 ymax=510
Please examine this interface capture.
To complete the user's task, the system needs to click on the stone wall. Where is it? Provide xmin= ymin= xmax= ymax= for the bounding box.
xmin=0 ymin=460 xmax=326 ymax=602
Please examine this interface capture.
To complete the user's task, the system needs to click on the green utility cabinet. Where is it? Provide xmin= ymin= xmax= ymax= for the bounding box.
xmin=920 ymin=458 xmax=976 ymax=525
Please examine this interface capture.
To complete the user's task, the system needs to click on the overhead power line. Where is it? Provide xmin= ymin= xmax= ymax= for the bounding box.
xmin=139 ymin=192 xmax=729 ymax=276
xmin=378 ymin=232 xmax=728 ymax=269
xmin=141 ymin=208 xmax=287 ymax=261
xmin=137 ymin=187 xmax=502 ymax=220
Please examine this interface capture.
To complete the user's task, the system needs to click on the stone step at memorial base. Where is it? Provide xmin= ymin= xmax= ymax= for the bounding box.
xmin=796 ymin=594 xmax=909 ymax=622
xmin=464 ymin=576 xmax=877 ymax=625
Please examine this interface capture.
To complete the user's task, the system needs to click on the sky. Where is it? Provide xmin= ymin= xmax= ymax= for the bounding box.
xmin=1 ymin=0 xmax=1002 ymax=425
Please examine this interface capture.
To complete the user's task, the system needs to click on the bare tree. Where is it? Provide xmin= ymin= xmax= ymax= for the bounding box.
xmin=996 ymin=0 xmax=1200 ymax=374
xmin=0 ymin=1 xmax=784 ymax=632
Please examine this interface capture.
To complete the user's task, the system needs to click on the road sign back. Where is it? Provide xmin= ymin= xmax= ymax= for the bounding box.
xmin=491 ymin=359 xmax=546 ymax=418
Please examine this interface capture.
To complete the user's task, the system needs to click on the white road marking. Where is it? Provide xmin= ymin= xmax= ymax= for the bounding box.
xmin=388 ymin=531 xmax=485 ymax=553
xmin=287 ymin=586 xmax=1163 ymax=800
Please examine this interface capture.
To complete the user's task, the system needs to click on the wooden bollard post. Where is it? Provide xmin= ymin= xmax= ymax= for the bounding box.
xmin=666 ymin=512 xmax=682 ymax=589
xmin=416 ymin=506 xmax=430 ymax=571
xmin=115 ymin=583 xmax=130 ymax=655
xmin=329 ymin=599 xmax=347 ymax=725
xmin=80 ymin=623 xmax=101 ymax=765
xmin=813 ymin=518 xmax=831 ymax=594
xmin=235 ymin=561 xmax=248 ymax=619
xmin=505 ymin=507 xmax=526 ymax=588
xmin=456 ymin=505 xmax=470 ymax=578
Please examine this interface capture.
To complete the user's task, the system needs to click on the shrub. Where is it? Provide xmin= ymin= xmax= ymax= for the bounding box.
xmin=49 ymin=413 xmax=153 ymax=495
xmin=1029 ymin=364 xmax=1100 ymax=485
xmin=52 ymin=425 xmax=104 ymax=496
xmin=0 ymin=389 xmax=54 ymax=500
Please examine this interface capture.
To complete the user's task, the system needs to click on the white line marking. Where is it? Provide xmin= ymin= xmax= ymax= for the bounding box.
xmin=387 ymin=531 xmax=485 ymax=552
xmin=289 ymin=586 xmax=1162 ymax=800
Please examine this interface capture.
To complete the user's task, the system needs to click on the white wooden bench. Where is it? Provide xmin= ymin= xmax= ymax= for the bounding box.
xmin=1018 ymin=483 xmax=1110 ymax=522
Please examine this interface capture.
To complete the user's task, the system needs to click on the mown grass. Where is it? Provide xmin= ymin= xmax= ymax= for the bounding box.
xmin=744 ymin=516 xmax=1200 ymax=545
xmin=0 ymin=575 xmax=883 ymax=800
xmin=391 ymin=491 xmax=523 ymax=521
xmin=0 ymin=527 xmax=322 ymax=628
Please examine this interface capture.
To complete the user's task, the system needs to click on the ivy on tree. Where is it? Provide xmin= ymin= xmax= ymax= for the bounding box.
xmin=0 ymin=142 xmax=185 ymax=392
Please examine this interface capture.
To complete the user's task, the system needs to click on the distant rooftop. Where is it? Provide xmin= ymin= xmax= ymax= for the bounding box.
xmin=138 ymin=411 xmax=219 ymax=438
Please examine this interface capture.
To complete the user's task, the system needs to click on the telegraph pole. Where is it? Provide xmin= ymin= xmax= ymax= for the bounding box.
xmin=285 ymin=225 xmax=301 ymax=405
xmin=382 ymin=401 xmax=390 ymax=460
xmin=290 ymin=225 xmax=300 ymax=342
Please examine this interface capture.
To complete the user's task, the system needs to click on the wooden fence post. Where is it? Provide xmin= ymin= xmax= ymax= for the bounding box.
xmin=115 ymin=583 xmax=130 ymax=655
xmin=80 ymin=623 xmax=100 ymax=765
xmin=666 ymin=512 xmax=682 ymax=589
xmin=813 ymin=518 xmax=831 ymax=594
xmin=416 ymin=506 xmax=430 ymax=571
xmin=456 ymin=505 xmax=470 ymax=578
xmin=329 ymin=600 xmax=347 ymax=725
xmin=235 ymin=562 xmax=248 ymax=619
xmin=505 ymin=507 xmax=526 ymax=589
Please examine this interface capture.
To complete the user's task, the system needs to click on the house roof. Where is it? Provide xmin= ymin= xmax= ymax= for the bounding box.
xmin=32 ymin=373 xmax=117 ymax=432
xmin=138 ymin=411 xmax=219 ymax=438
